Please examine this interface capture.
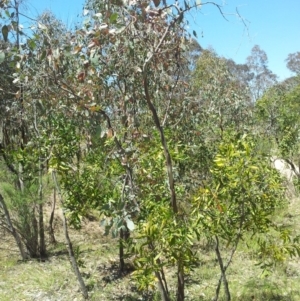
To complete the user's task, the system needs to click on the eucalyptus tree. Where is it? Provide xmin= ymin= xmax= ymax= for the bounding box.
xmin=38 ymin=0 xmax=224 ymax=299
xmin=188 ymin=48 xmax=299 ymax=301
xmin=226 ymin=58 xmax=253 ymax=91
xmin=246 ymin=45 xmax=277 ymax=102
xmin=255 ymin=78 xmax=300 ymax=180
xmin=0 ymin=0 xmax=51 ymax=258
xmin=286 ymin=51 xmax=300 ymax=75
xmin=191 ymin=49 xmax=253 ymax=144
xmin=70 ymin=1 xmax=199 ymax=299
xmin=1 ymin=0 xmax=200 ymax=299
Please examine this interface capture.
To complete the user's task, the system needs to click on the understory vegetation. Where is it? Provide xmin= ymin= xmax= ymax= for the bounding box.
xmin=1 ymin=0 xmax=300 ymax=300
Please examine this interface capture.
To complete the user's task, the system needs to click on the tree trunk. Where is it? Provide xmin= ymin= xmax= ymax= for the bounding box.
xmin=38 ymin=203 xmax=46 ymax=257
xmin=49 ymin=188 xmax=56 ymax=244
xmin=143 ymin=69 xmax=183 ymax=299
xmin=156 ymin=271 xmax=171 ymax=301
xmin=29 ymin=210 xmax=39 ymax=257
xmin=38 ymin=159 xmax=46 ymax=257
xmin=214 ymin=236 xmax=231 ymax=301
xmin=177 ymin=261 xmax=185 ymax=301
xmin=52 ymin=171 xmax=89 ymax=300
xmin=62 ymin=207 xmax=89 ymax=299
xmin=119 ymin=225 xmax=130 ymax=272
xmin=0 ymin=193 xmax=27 ymax=260
xmin=119 ymin=227 xmax=125 ymax=272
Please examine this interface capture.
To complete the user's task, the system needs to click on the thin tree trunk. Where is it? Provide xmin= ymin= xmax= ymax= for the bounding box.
xmin=49 ymin=187 xmax=56 ymax=244
xmin=177 ymin=261 xmax=185 ymax=301
xmin=38 ymin=157 xmax=46 ymax=257
xmin=214 ymin=236 xmax=231 ymax=301
xmin=160 ymin=264 xmax=169 ymax=296
xmin=120 ymin=224 xmax=131 ymax=273
xmin=119 ymin=227 xmax=125 ymax=272
xmin=148 ymin=242 xmax=170 ymax=301
xmin=38 ymin=203 xmax=46 ymax=257
xmin=143 ymin=66 xmax=182 ymax=299
xmin=52 ymin=171 xmax=88 ymax=300
xmin=155 ymin=271 xmax=170 ymax=301
xmin=18 ymin=163 xmax=24 ymax=192
xmin=0 ymin=193 xmax=27 ymax=260
xmin=143 ymin=76 xmax=177 ymax=213
xmin=31 ymin=209 xmax=39 ymax=257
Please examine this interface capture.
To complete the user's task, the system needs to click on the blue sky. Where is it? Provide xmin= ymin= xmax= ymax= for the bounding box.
xmin=24 ymin=0 xmax=300 ymax=80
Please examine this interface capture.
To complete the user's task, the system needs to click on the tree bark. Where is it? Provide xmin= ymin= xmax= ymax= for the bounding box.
xmin=177 ymin=262 xmax=185 ymax=301
xmin=49 ymin=188 xmax=56 ymax=244
xmin=0 ymin=193 xmax=27 ymax=260
xmin=52 ymin=171 xmax=89 ymax=300
xmin=214 ymin=236 xmax=231 ymax=301
xmin=27 ymin=210 xmax=39 ymax=258
xmin=38 ymin=203 xmax=46 ymax=257
xmin=38 ymin=158 xmax=46 ymax=257
xmin=156 ymin=271 xmax=171 ymax=301
xmin=119 ymin=227 xmax=125 ymax=272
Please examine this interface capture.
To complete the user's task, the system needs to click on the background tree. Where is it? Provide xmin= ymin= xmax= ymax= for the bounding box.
xmin=226 ymin=58 xmax=253 ymax=92
xmin=255 ymin=78 xmax=300 ymax=180
xmin=193 ymin=132 xmax=286 ymax=301
xmin=286 ymin=51 xmax=300 ymax=75
xmin=0 ymin=0 xmax=49 ymax=258
xmin=246 ymin=45 xmax=277 ymax=102
xmin=191 ymin=49 xmax=253 ymax=141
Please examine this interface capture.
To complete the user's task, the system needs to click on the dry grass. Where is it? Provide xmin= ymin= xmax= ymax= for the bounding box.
xmin=1 ymin=194 xmax=300 ymax=301
xmin=0 ymin=217 xmax=141 ymax=301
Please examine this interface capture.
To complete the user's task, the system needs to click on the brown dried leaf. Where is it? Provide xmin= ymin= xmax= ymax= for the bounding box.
xmin=107 ymin=128 xmax=114 ymax=138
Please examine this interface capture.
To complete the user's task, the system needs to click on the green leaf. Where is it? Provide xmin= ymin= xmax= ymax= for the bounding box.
xmin=0 ymin=51 xmax=5 ymax=64
xmin=193 ymin=30 xmax=198 ymax=38
xmin=2 ymin=25 xmax=9 ymax=42
xmin=154 ymin=252 xmax=162 ymax=262
xmin=40 ymin=49 xmax=46 ymax=61
xmin=90 ymin=53 xmax=100 ymax=66
xmin=110 ymin=13 xmax=118 ymax=23
xmin=27 ymin=39 xmax=36 ymax=51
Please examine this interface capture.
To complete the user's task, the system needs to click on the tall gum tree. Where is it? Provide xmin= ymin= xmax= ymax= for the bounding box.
xmin=246 ymin=45 xmax=277 ymax=102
